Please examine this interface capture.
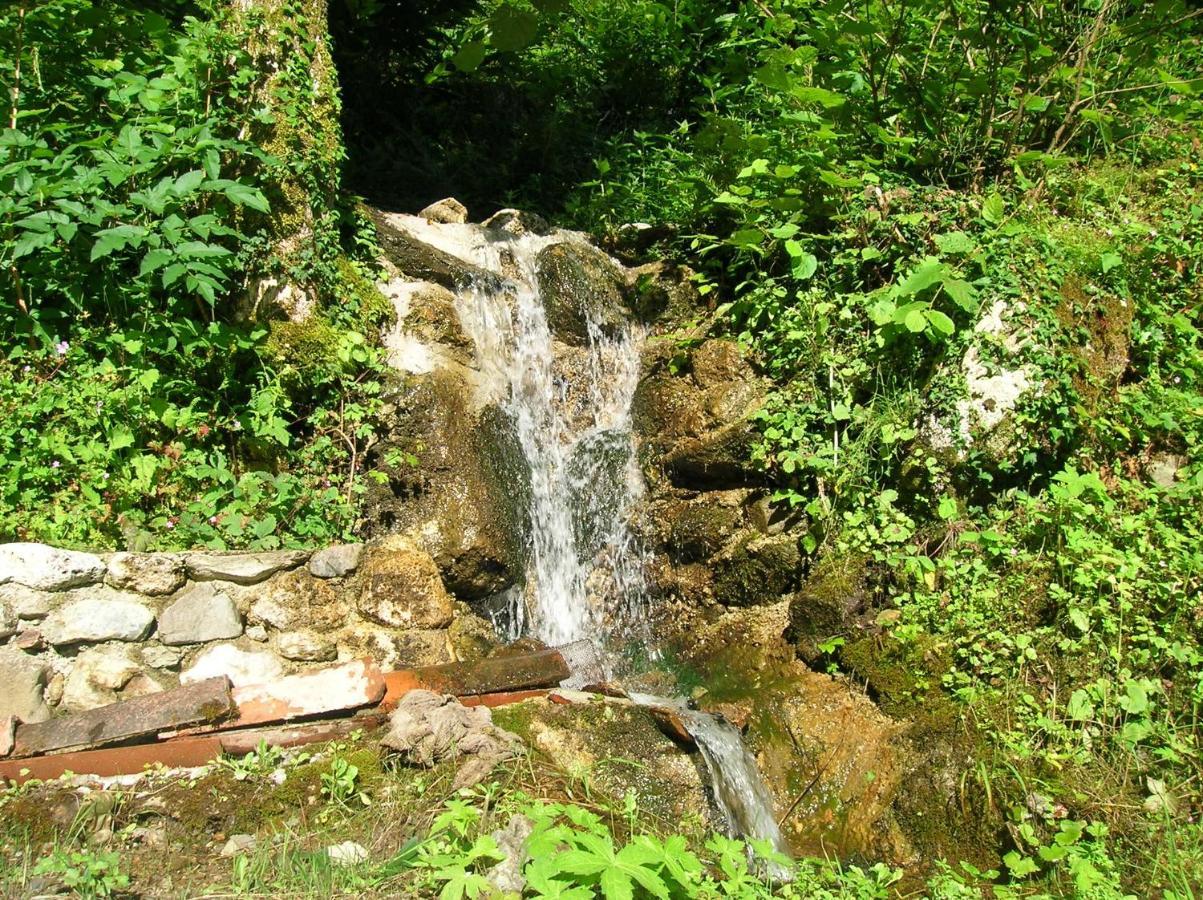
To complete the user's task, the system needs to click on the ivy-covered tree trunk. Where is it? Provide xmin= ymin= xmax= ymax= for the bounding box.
xmin=228 ymin=0 xmax=346 ymax=322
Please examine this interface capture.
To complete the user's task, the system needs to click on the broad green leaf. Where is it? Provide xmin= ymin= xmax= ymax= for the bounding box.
xmin=937 ymin=497 xmax=958 ymax=520
xmin=90 ymin=225 xmax=148 ymax=261
xmin=896 ymin=258 xmax=946 ymax=296
xmin=942 ymin=278 xmax=977 ymax=312
xmin=981 ymin=193 xmax=1005 ymax=224
xmin=934 ymin=231 xmax=976 ymax=254
xmin=598 ymin=867 xmax=634 ymax=900
xmin=173 ymin=169 xmax=206 ymax=196
xmin=490 ymin=5 xmax=539 ymax=52
xmin=1100 ymin=251 xmax=1122 ymax=273
xmin=452 ymin=41 xmax=488 ymax=72
xmin=926 ymin=309 xmax=955 ymax=336
xmin=1067 ymin=689 xmax=1095 ymax=721
xmin=904 ymin=308 xmax=928 ymax=332
xmin=139 ymin=249 xmax=173 ymax=276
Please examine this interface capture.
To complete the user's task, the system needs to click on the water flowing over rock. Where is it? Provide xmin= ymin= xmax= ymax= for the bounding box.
xmin=371 ymin=210 xmax=650 ymax=649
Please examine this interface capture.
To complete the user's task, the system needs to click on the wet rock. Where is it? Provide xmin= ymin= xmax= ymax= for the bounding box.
xmin=0 ymin=583 xmax=52 ymax=620
xmin=788 ymin=554 xmax=873 ymax=665
xmin=372 ymin=210 xmax=498 ymax=290
xmin=276 ymin=630 xmax=337 ymax=662
xmin=62 ymin=644 xmax=165 ymax=711
xmin=308 ymin=544 xmax=363 ymax=579
xmin=0 ymin=647 xmax=50 ymax=723
xmin=158 ymin=583 xmax=243 ymax=645
xmin=357 ymin=537 xmax=455 ymax=629
xmin=447 ymin=606 xmax=500 ymax=664
xmin=381 ymin=690 xmax=523 ymax=789
xmin=661 ymin=497 xmax=743 ymax=563
xmin=483 ymin=208 xmax=551 ymax=236
xmin=690 ymin=339 xmax=753 ymax=387
xmin=181 ymin=644 xmax=285 ymax=688
xmin=0 ymin=543 xmax=105 ymax=591
xmin=105 ymin=553 xmax=185 ymax=596
xmin=419 ymin=197 xmax=469 ymax=225
xmin=40 ymin=590 xmax=156 ymax=646
xmin=486 ymin=814 xmax=533 ymax=894
xmin=711 ymin=532 xmax=801 ymax=607
xmin=663 ymin=422 xmax=765 ymax=489
xmin=184 ymin=551 xmax=308 ymax=585
xmin=535 ymin=241 xmax=631 ymax=345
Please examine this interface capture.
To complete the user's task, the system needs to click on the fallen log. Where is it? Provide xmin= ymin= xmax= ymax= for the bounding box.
xmin=10 ymin=677 xmax=234 ymax=759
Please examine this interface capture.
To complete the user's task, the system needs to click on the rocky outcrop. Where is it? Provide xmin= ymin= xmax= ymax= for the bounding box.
xmin=535 ymin=241 xmax=631 ymax=344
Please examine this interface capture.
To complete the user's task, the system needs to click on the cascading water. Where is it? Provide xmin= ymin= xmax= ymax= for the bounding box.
xmin=388 ymin=213 xmax=788 ymax=867
xmin=405 ymin=219 xmax=648 ymax=648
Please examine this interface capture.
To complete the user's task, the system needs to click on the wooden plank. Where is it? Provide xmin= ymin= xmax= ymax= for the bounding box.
xmin=11 ymin=677 xmax=233 ymax=759
xmin=383 ymin=649 xmax=569 ymax=707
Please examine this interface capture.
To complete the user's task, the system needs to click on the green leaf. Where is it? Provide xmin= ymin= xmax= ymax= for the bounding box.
xmin=934 ymin=231 xmax=976 ymax=255
xmin=937 ymin=497 xmax=958 ymax=520
xmin=139 ymin=249 xmax=173 ymax=276
xmin=172 ymin=169 xmax=206 ymax=196
xmin=981 ymin=193 xmax=1005 ymax=224
xmin=490 ymin=5 xmax=539 ymax=52
xmin=926 ymin=309 xmax=955 ymax=336
xmin=1100 ymin=251 xmax=1122 ymax=273
xmin=896 ymin=258 xmax=946 ymax=296
xmin=452 ymin=41 xmax=488 ymax=72
xmin=598 ymin=868 xmax=634 ymax=900
xmin=904 ymin=308 xmax=928 ymax=333
xmin=942 ymin=278 xmax=977 ymax=312
xmin=220 ymin=182 xmax=270 ymax=213
xmin=1067 ymin=689 xmax=1095 ymax=721
xmin=90 ymin=225 xmax=148 ymax=261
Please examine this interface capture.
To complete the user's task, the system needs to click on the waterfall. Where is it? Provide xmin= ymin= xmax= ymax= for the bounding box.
xmin=630 ymin=693 xmax=792 ymax=879
xmin=407 ymin=219 xmax=648 ymax=648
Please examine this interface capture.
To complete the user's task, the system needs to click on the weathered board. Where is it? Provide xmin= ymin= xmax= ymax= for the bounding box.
xmin=383 ymin=649 xmax=570 ymax=706
xmin=10 ymin=677 xmax=234 ymax=758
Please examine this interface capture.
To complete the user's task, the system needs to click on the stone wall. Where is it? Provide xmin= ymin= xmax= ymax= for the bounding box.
xmin=0 ymin=538 xmax=497 ymax=724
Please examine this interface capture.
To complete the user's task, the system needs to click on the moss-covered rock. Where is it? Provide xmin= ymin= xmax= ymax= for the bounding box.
xmin=711 ymin=531 xmax=801 ymax=607
xmin=535 ymin=241 xmax=632 ymax=345
xmin=787 ymin=553 xmax=873 ymax=665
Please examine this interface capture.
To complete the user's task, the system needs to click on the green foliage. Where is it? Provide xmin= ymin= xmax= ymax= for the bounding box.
xmin=32 ymin=847 xmax=129 ymax=899
xmin=0 ymin=0 xmax=386 ymax=549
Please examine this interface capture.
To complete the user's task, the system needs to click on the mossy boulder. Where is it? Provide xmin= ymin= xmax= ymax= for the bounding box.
xmin=662 ymin=498 xmax=743 ymax=563
xmin=535 ymin=241 xmax=632 ymax=345
xmin=787 ymin=553 xmax=873 ymax=665
xmin=711 ymin=531 xmax=801 ymax=607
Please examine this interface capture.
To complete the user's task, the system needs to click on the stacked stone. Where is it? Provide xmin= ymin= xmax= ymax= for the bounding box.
xmin=0 ymin=537 xmax=485 ymax=723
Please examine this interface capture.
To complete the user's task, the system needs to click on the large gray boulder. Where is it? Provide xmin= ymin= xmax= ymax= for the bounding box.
xmin=535 ymin=242 xmax=631 ymax=345
xmin=0 ymin=647 xmax=50 ymax=723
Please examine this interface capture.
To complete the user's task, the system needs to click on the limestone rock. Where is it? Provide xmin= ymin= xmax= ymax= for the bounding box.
xmin=535 ymin=241 xmax=630 ymax=345
xmin=0 ymin=543 xmax=105 ymax=591
xmin=788 ymin=554 xmax=873 ymax=665
xmin=1 ymin=715 xmax=14 ymax=757
xmin=711 ymin=532 xmax=801 ymax=607
xmin=342 ymin=627 xmax=451 ymax=671
xmin=61 ymin=644 xmax=165 ymax=712
xmin=0 ymin=647 xmax=50 ymax=723
xmin=220 ymin=835 xmax=258 ymax=858
xmin=418 ymin=197 xmax=469 ymax=225
xmin=246 ymin=569 xmax=347 ymax=633
xmin=0 ymin=598 xmax=15 ymax=640
xmin=246 ymin=624 xmax=268 ymax=642
xmin=486 ymin=814 xmax=533 ymax=894
xmin=447 ymin=606 xmax=500 ymax=664
xmin=276 ymin=630 xmax=337 ymax=662
xmin=142 ymin=644 xmax=184 ymax=669
xmin=0 ymin=583 xmax=53 ymax=620
xmin=372 ymin=210 xmax=499 ymax=290
xmin=184 ymin=551 xmax=308 ymax=585
xmin=690 ymin=339 xmax=753 ymax=387
xmin=308 ymin=544 xmax=363 ymax=579
xmin=105 ymin=553 xmax=186 ymax=596
xmin=158 ymin=583 xmax=243 ymax=645
xmin=357 ymin=537 xmax=455 ymax=629
xmin=326 ymin=841 xmax=369 ymax=867
xmin=482 ymin=208 xmax=551 ymax=236
xmin=40 ymin=590 xmax=155 ymax=646
xmin=181 ymin=644 xmax=285 ymax=688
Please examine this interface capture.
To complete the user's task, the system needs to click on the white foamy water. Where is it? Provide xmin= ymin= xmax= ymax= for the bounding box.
xmin=414 ymin=218 xmax=648 ymax=647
